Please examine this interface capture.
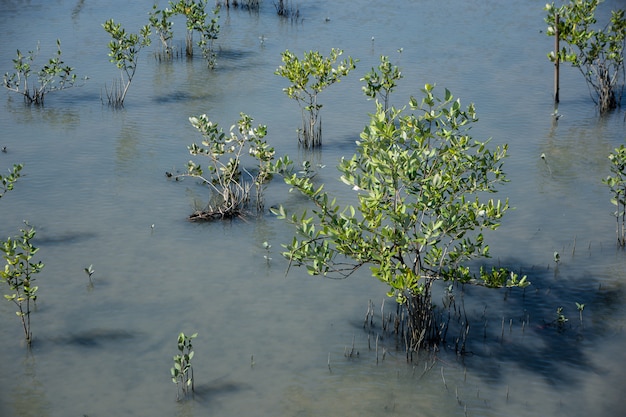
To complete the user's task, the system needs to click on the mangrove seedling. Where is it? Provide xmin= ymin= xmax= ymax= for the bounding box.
xmin=175 ymin=113 xmax=276 ymax=220
xmin=273 ymin=84 xmax=525 ymax=353
xmin=171 ymin=332 xmax=197 ymax=400
xmin=576 ymin=302 xmax=585 ymax=325
xmin=1 ymin=222 xmax=44 ymax=346
xmin=275 ymin=48 xmax=356 ymax=148
xmin=263 ymin=241 xmax=272 ymax=264
xmin=544 ymin=1 xmax=626 ymax=112
xmin=103 ymin=19 xmax=151 ymax=107
xmin=603 ymin=145 xmax=626 ymax=246
xmin=84 ymin=264 xmax=95 ymax=283
xmin=556 ymin=306 xmax=568 ymax=329
xmin=3 ymin=39 xmax=84 ymax=105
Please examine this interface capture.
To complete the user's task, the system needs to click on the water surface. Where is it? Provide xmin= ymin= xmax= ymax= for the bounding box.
xmin=0 ymin=1 xmax=625 ymax=416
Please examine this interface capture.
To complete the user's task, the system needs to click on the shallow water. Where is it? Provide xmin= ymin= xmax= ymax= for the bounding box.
xmin=0 ymin=1 xmax=625 ymax=416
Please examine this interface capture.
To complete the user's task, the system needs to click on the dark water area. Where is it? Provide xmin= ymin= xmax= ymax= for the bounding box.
xmin=0 ymin=1 xmax=625 ymax=416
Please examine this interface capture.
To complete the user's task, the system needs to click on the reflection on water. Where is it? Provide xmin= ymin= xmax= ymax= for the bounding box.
xmin=0 ymin=1 xmax=625 ymax=417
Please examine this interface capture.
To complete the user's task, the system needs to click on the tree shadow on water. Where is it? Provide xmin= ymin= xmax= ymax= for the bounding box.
xmin=173 ymin=376 xmax=250 ymax=417
xmin=455 ymin=255 xmax=626 ymax=386
xmin=191 ymin=376 xmax=249 ymax=403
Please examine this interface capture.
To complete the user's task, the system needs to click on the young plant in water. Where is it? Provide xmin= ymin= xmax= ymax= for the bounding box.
xmin=556 ymin=306 xmax=568 ymax=329
xmin=603 ymin=145 xmax=626 ymax=246
xmin=263 ymin=241 xmax=272 ymax=264
xmin=84 ymin=264 xmax=95 ymax=283
xmin=102 ymin=19 xmax=151 ymax=107
xmin=273 ymin=84 xmax=526 ymax=353
xmin=0 ymin=222 xmax=44 ymax=346
xmin=3 ymin=39 xmax=85 ymax=105
xmin=171 ymin=332 xmax=197 ymax=400
xmin=275 ymin=48 xmax=356 ymax=148
xmin=576 ymin=302 xmax=585 ymax=325
xmin=176 ymin=113 xmax=276 ymax=220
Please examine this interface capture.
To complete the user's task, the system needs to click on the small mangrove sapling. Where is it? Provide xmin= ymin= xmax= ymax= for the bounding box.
xmin=175 ymin=113 xmax=276 ymax=220
xmin=263 ymin=241 xmax=272 ymax=264
xmin=556 ymin=306 xmax=568 ymax=329
xmin=603 ymin=145 xmax=626 ymax=246
xmin=84 ymin=264 xmax=95 ymax=283
xmin=576 ymin=302 xmax=585 ymax=325
xmin=102 ymin=19 xmax=152 ymax=107
xmin=171 ymin=332 xmax=197 ymax=400
xmin=1 ymin=222 xmax=44 ymax=346
xmin=275 ymin=48 xmax=356 ymax=148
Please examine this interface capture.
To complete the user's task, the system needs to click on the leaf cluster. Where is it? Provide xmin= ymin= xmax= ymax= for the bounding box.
xmin=360 ymin=55 xmax=403 ymax=113
xmin=103 ymin=19 xmax=152 ymax=76
xmin=274 ymin=84 xmax=515 ymax=303
xmin=275 ymin=48 xmax=356 ymax=111
xmin=170 ymin=332 xmax=197 ymax=400
xmin=0 ymin=164 xmax=22 ymax=199
xmin=275 ymin=48 xmax=356 ymax=147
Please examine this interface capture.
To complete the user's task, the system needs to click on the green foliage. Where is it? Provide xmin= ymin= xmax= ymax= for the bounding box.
xmin=361 ymin=55 xmax=403 ymax=114
xmin=3 ymin=40 xmax=83 ymax=105
xmin=149 ymin=1 xmax=220 ymax=66
xmin=545 ymin=0 xmax=626 ymax=112
xmin=170 ymin=332 xmax=197 ymax=400
xmin=0 ymin=164 xmax=22 ymax=199
xmin=102 ymin=19 xmax=152 ymax=107
xmin=171 ymin=0 xmax=220 ymax=65
xmin=178 ymin=113 xmax=275 ymax=219
xmin=1 ymin=222 xmax=44 ymax=346
xmin=274 ymin=84 xmax=520 ymax=348
xmin=149 ymin=4 xmax=175 ymax=55
xmin=195 ymin=5 xmax=220 ymax=68
xmin=480 ymin=266 xmax=529 ymax=288
xmin=275 ymin=48 xmax=357 ymax=148
xmin=602 ymin=144 xmax=626 ymax=245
